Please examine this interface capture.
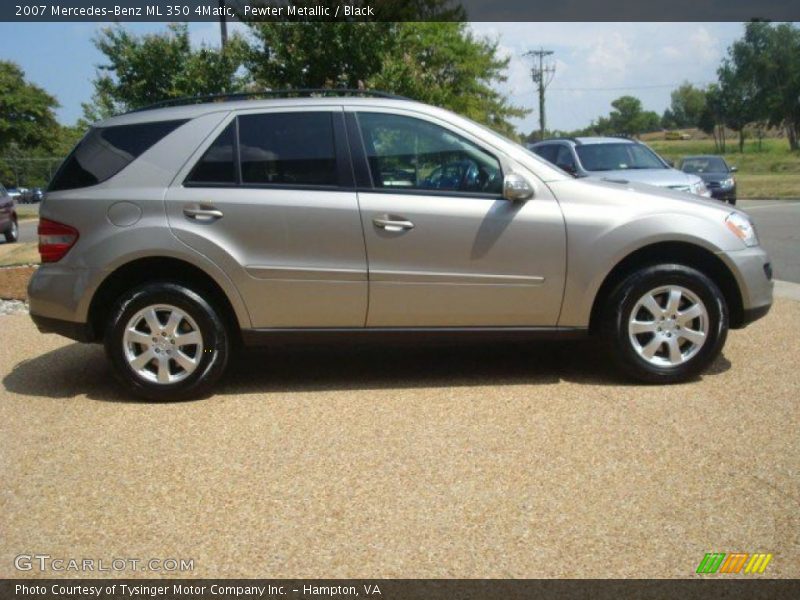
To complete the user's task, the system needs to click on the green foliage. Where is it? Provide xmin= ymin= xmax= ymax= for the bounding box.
xmin=0 ymin=61 xmax=60 ymax=154
xmin=246 ymin=20 xmax=525 ymax=135
xmin=717 ymin=22 xmax=800 ymax=151
xmin=367 ymin=23 xmax=527 ymax=136
xmin=662 ymin=82 xmax=706 ymax=129
xmin=246 ymin=21 xmax=392 ymax=89
xmin=0 ymin=61 xmax=75 ymax=187
xmin=84 ymin=23 xmax=247 ymax=119
xmin=575 ymin=96 xmax=661 ymax=137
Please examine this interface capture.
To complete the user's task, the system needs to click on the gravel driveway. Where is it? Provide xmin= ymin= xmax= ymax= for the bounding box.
xmin=1 ymin=299 xmax=798 ymax=578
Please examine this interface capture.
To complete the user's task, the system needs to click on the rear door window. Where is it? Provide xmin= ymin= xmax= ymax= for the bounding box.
xmin=185 ymin=121 xmax=237 ymax=185
xmin=49 ymin=119 xmax=187 ymax=192
xmin=238 ymin=112 xmax=338 ymax=186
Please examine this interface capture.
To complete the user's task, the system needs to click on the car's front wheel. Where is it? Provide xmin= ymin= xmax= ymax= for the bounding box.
xmin=4 ymin=217 xmax=18 ymax=243
xmin=602 ymin=265 xmax=728 ymax=383
xmin=105 ymin=282 xmax=230 ymax=401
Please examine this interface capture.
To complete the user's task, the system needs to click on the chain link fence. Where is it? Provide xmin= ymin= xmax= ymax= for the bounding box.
xmin=0 ymin=156 xmax=65 ymax=190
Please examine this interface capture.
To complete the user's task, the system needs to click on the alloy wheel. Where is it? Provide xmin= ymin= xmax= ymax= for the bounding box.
xmin=628 ymin=285 xmax=709 ymax=367
xmin=122 ymin=304 xmax=204 ymax=384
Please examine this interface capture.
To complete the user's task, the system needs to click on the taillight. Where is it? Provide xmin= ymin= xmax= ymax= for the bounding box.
xmin=38 ymin=218 xmax=79 ymax=263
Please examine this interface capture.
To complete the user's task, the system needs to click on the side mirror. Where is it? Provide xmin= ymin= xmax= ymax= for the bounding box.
xmin=666 ymin=159 xmax=675 ymax=167
xmin=503 ymin=173 xmax=534 ymax=202
xmin=730 ymin=165 xmax=738 ymax=172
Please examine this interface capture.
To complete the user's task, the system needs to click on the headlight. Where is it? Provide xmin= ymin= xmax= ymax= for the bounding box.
xmin=691 ymin=181 xmax=710 ymax=197
xmin=725 ymin=212 xmax=758 ymax=247
xmin=720 ymin=178 xmax=735 ymax=188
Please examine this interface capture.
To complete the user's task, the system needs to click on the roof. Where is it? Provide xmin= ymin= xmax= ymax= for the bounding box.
xmin=98 ymin=91 xmax=426 ymax=127
xmin=681 ymin=155 xmax=727 ymax=160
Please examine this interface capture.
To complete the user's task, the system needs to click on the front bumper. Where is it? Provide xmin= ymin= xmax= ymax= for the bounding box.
xmin=719 ymin=246 xmax=773 ymax=328
xmin=709 ymin=186 xmax=737 ymax=202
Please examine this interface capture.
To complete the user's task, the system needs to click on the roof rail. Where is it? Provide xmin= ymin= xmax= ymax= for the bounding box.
xmin=536 ymin=137 xmax=581 ymax=145
xmin=130 ymin=89 xmax=408 ymax=113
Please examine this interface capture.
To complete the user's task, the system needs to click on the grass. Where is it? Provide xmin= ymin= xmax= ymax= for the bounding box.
xmin=15 ymin=203 xmax=40 ymax=221
xmin=0 ymin=241 xmax=39 ymax=267
xmin=647 ymin=137 xmax=800 ymax=199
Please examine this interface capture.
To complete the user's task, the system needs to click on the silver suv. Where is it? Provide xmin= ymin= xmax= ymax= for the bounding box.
xmin=29 ymin=91 xmax=773 ymax=400
xmin=529 ymin=137 xmax=711 ymax=197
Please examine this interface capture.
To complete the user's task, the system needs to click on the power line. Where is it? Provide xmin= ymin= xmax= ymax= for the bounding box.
xmin=525 ymin=48 xmax=556 ymax=140
xmin=551 ymin=81 xmax=713 ymax=92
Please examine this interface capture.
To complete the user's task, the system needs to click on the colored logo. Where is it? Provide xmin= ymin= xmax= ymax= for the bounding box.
xmin=696 ymin=553 xmax=773 ymax=574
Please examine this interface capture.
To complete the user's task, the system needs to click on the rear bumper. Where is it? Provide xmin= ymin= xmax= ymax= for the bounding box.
xmin=28 ymin=265 xmax=97 ymax=342
xmin=30 ymin=313 xmax=94 ymax=343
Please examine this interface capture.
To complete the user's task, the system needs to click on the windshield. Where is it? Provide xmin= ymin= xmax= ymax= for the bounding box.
xmin=681 ymin=157 xmax=728 ymax=173
xmin=575 ymin=143 xmax=667 ymax=172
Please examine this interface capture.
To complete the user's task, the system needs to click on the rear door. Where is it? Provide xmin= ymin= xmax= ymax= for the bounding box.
xmin=165 ymin=107 xmax=368 ymax=328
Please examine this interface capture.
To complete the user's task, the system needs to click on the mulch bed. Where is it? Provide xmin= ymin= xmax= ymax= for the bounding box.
xmin=0 ymin=266 xmax=37 ymax=300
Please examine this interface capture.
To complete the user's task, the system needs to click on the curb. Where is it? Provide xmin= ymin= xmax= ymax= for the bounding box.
xmin=774 ymin=280 xmax=800 ymax=301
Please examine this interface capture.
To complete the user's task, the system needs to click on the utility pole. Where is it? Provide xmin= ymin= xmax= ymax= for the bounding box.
xmin=219 ymin=0 xmax=228 ymax=48
xmin=524 ymin=48 xmax=555 ymax=141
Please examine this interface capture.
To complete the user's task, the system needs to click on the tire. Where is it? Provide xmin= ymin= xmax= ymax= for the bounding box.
xmin=4 ymin=218 xmax=18 ymax=243
xmin=104 ymin=282 xmax=230 ymax=401
xmin=600 ymin=264 xmax=728 ymax=383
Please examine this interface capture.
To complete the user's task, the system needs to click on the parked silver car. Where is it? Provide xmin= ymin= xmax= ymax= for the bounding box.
xmin=529 ymin=137 xmax=711 ymax=197
xmin=29 ymin=92 xmax=773 ymax=400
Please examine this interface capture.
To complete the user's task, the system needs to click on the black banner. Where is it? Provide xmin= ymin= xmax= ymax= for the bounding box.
xmin=2 ymin=0 xmax=800 ymax=23
xmin=2 ymin=579 xmax=800 ymax=600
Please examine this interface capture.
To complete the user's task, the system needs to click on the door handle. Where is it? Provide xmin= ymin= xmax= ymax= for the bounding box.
xmin=373 ymin=216 xmax=414 ymax=232
xmin=183 ymin=204 xmax=223 ymax=222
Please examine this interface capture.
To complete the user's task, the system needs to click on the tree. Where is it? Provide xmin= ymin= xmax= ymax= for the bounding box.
xmin=246 ymin=22 xmax=393 ymax=90
xmin=0 ymin=61 xmax=60 ymax=154
xmin=699 ymin=84 xmax=727 ymax=153
xmin=723 ymin=22 xmax=800 ymax=151
xmin=366 ymin=23 xmax=527 ymax=136
xmin=717 ymin=63 xmax=757 ymax=153
xmin=597 ymin=96 xmax=661 ymax=136
xmin=85 ymin=23 xmax=247 ymax=118
xmin=246 ymin=20 xmax=525 ymax=135
xmin=663 ymin=82 xmax=706 ymax=129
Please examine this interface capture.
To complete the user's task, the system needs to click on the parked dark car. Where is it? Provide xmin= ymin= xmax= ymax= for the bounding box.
xmin=27 ymin=187 xmax=44 ymax=203
xmin=0 ymin=184 xmax=19 ymax=243
xmin=679 ymin=155 xmax=737 ymax=205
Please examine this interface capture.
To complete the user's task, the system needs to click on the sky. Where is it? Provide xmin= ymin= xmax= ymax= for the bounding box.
xmin=1 ymin=21 xmax=746 ymax=133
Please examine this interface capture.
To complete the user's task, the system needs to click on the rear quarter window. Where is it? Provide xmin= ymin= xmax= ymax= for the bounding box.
xmin=49 ymin=119 xmax=188 ymax=192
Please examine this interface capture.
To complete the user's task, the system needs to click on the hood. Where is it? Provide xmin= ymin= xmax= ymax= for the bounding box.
xmin=694 ymin=171 xmax=732 ymax=183
xmin=585 ymin=168 xmax=701 ymax=190
xmin=568 ymin=177 xmax=737 ymax=214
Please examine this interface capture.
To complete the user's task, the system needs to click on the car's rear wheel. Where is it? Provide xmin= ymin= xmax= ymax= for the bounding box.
xmin=602 ymin=265 xmax=728 ymax=383
xmin=4 ymin=218 xmax=18 ymax=243
xmin=105 ymin=282 xmax=229 ymax=401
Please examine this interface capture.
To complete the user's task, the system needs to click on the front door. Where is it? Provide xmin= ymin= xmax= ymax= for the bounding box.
xmin=348 ymin=110 xmax=566 ymax=327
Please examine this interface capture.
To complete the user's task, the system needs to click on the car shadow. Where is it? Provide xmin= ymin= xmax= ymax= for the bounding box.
xmin=2 ymin=339 xmax=731 ymax=403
